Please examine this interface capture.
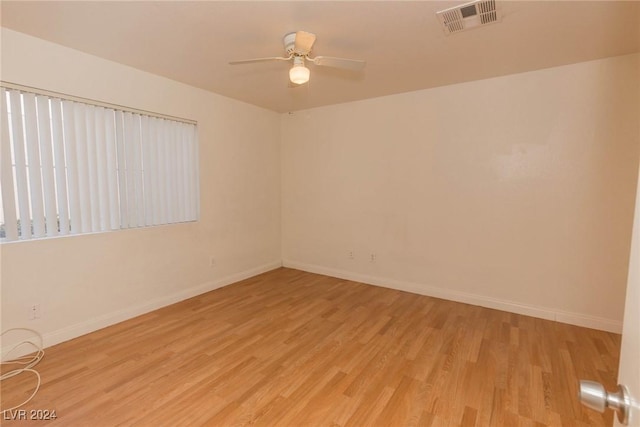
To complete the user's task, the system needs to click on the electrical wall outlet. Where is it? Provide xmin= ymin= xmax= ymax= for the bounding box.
xmin=29 ymin=304 xmax=41 ymax=320
xmin=209 ymin=257 xmax=216 ymax=267
xmin=348 ymin=250 xmax=355 ymax=260
xmin=370 ymin=253 xmax=377 ymax=262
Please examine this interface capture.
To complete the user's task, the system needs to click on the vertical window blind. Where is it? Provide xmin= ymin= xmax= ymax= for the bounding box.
xmin=0 ymin=87 xmax=199 ymax=242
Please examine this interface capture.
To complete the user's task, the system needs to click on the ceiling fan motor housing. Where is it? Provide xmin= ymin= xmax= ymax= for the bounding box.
xmin=283 ymin=32 xmax=298 ymax=55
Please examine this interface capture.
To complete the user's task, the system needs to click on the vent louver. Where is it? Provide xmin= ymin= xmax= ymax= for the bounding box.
xmin=437 ymin=0 xmax=499 ymax=35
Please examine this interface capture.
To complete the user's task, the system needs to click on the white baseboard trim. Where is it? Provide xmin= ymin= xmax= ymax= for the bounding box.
xmin=282 ymin=259 xmax=622 ymax=334
xmin=2 ymin=260 xmax=282 ymax=358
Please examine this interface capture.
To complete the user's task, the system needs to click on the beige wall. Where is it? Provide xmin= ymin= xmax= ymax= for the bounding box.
xmin=0 ymin=29 xmax=282 ymax=348
xmin=282 ymin=54 xmax=640 ymax=332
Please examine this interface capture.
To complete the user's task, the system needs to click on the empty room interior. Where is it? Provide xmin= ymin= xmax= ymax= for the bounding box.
xmin=1 ymin=1 xmax=640 ymax=426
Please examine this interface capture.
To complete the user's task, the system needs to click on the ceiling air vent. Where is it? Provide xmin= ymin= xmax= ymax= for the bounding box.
xmin=436 ymin=0 xmax=499 ymax=35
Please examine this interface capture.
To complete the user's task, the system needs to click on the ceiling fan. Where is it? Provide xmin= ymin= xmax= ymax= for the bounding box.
xmin=229 ymin=31 xmax=366 ymax=85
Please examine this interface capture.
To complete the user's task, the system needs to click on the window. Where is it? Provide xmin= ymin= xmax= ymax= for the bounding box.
xmin=0 ymin=87 xmax=199 ymax=242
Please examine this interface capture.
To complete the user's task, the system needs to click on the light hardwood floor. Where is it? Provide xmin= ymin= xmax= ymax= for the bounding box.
xmin=1 ymin=268 xmax=620 ymax=426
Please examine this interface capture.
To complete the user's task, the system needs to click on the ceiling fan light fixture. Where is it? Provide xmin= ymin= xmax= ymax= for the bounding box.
xmin=289 ymin=57 xmax=310 ymax=84
xmin=230 ymin=31 xmax=365 ymax=87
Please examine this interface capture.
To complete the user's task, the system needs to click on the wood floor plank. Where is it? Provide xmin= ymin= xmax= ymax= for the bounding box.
xmin=0 ymin=268 xmax=620 ymax=426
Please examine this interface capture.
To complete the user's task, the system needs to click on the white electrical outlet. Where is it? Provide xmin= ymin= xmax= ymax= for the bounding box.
xmin=29 ymin=304 xmax=41 ymax=320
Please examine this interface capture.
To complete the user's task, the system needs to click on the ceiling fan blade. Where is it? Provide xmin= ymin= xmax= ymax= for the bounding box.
xmin=294 ymin=31 xmax=316 ymax=55
xmin=310 ymin=56 xmax=366 ymax=71
xmin=229 ymin=56 xmax=291 ymax=65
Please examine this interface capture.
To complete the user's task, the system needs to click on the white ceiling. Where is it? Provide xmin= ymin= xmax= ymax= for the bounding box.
xmin=2 ymin=1 xmax=639 ymax=113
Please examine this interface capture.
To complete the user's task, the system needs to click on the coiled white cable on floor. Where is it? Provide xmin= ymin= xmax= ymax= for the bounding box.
xmin=0 ymin=328 xmax=44 ymax=414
